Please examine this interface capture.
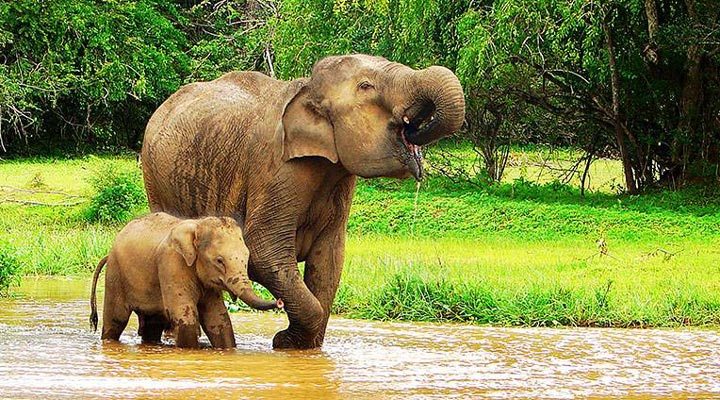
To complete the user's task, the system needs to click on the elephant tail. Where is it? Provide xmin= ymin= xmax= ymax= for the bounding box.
xmin=90 ymin=255 xmax=108 ymax=332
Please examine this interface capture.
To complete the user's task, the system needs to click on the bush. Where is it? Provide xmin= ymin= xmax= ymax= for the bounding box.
xmin=84 ymin=167 xmax=146 ymax=223
xmin=0 ymin=242 xmax=22 ymax=296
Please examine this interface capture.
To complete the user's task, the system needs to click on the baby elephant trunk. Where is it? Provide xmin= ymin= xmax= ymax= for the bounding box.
xmin=236 ymin=286 xmax=281 ymax=311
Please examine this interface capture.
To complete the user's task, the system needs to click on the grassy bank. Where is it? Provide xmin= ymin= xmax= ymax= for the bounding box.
xmin=1 ymin=151 xmax=719 ymax=327
xmin=339 ymin=236 xmax=720 ymax=327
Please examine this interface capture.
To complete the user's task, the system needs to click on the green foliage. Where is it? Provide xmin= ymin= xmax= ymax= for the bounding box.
xmin=84 ymin=167 xmax=146 ymax=224
xmin=0 ymin=0 xmax=190 ymax=151
xmin=272 ymin=0 xmax=468 ymax=78
xmin=351 ymin=174 xmax=720 ymax=241
xmin=453 ymin=0 xmax=720 ymax=190
xmin=0 ymin=241 xmax=22 ymax=296
xmin=183 ymin=1 xmax=274 ymax=81
xmin=272 ymin=0 xmax=379 ymax=78
xmin=2 ymin=0 xmax=718 ymax=192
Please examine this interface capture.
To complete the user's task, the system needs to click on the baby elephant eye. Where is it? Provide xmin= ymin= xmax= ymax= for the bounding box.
xmin=358 ymin=81 xmax=374 ymax=90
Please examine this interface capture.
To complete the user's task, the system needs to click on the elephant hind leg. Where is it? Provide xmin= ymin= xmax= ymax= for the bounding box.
xmin=138 ymin=313 xmax=168 ymax=344
xmin=100 ymin=275 xmax=131 ymax=341
xmin=101 ymin=304 xmax=131 ymax=341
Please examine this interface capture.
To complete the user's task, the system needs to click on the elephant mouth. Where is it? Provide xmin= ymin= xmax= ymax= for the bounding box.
xmin=399 ymin=129 xmax=424 ymax=180
xmin=214 ymin=278 xmax=239 ymax=301
xmin=399 ymin=110 xmax=434 ymax=180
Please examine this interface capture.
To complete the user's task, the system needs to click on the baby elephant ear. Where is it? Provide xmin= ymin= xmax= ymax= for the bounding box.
xmin=170 ymin=221 xmax=198 ymax=267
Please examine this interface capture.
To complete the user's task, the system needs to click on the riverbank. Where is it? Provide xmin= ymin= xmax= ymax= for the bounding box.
xmin=1 ymin=152 xmax=719 ymax=327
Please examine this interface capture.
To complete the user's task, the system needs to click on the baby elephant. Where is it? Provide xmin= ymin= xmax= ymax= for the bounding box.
xmin=89 ymin=212 xmax=282 ymax=348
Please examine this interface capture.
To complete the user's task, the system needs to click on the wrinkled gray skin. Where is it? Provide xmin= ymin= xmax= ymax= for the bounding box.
xmin=141 ymin=54 xmax=465 ymax=349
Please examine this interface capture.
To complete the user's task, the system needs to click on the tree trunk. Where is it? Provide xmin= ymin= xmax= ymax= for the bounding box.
xmin=679 ymin=44 xmax=703 ymax=172
xmin=602 ymin=15 xmax=638 ymax=193
xmin=644 ymin=0 xmax=659 ymax=64
xmin=678 ymin=0 xmax=704 ymax=180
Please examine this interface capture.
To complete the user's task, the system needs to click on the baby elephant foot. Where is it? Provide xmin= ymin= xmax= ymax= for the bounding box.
xmin=173 ymin=321 xmax=201 ymax=348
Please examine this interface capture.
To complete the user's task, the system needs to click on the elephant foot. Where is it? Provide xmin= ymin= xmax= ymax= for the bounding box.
xmin=272 ymin=328 xmax=322 ymax=350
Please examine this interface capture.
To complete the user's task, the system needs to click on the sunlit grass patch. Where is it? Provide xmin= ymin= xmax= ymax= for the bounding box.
xmin=0 ymin=155 xmax=145 ymax=275
xmin=338 ymin=236 xmax=720 ymax=327
xmin=0 ymin=155 xmax=137 ymax=197
xmin=425 ymin=142 xmax=625 ymax=193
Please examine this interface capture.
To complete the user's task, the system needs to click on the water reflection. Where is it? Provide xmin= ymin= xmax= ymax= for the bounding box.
xmin=0 ymin=277 xmax=719 ymax=399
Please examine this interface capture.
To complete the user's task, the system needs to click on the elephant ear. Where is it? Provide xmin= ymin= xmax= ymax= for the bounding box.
xmin=279 ymin=83 xmax=339 ymax=163
xmin=170 ymin=221 xmax=198 ymax=267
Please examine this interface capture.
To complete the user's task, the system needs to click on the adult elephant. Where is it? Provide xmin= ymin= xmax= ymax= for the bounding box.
xmin=141 ymin=54 xmax=465 ymax=349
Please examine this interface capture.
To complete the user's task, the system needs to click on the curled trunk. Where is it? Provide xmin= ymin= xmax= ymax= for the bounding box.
xmin=400 ymin=66 xmax=466 ymax=146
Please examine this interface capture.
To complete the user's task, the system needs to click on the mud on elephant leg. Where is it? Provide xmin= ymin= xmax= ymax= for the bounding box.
xmin=198 ymin=291 xmax=236 ymax=349
xmin=166 ymin=303 xmax=201 ymax=349
xmin=302 ymin=265 xmax=342 ymax=347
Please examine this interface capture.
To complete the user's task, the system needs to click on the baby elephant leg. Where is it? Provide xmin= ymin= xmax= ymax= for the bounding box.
xmin=138 ymin=313 xmax=168 ymax=344
xmin=101 ymin=278 xmax=131 ymax=341
xmin=199 ymin=291 xmax=236 ymax=349
xmin=167 ymin=303 xmax=201 ymax=348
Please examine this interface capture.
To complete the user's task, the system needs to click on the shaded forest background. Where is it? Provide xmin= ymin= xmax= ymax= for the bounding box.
xmin=1 ymin=0 xmax=718 ymax=192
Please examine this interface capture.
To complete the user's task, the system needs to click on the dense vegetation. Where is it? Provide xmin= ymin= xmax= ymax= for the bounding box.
xmin=1 ymin=0 xmax=718 ymax=191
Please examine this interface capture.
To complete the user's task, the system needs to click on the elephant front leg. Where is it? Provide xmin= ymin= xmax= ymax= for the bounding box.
xmin=159 ymin=262 xmax=202 ymax=348
xmin=198 ymin=291 xmax=236 ymax=349
xmin=251 ymin=258 xmax=325 ymax=350
xmin=245 ymin=207 xmax=326 ymax=349
xmin=166 ymin=303 xmax=201 ymax=349
xmin=259 ymin=231 xmax=345 ymax=349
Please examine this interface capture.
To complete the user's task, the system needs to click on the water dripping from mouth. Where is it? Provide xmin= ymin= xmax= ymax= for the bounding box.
xmin=411 ymin=180 xmax=421 ymax=237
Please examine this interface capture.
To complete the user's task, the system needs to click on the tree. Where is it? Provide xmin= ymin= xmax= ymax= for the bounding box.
xmin=0 ymin=0 xmax=190 ymax=151
xmin=455 ymin=0 xmax=720 ymax=191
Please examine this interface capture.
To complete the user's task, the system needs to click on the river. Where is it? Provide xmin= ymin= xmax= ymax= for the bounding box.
xmin=0 ymin=278 xmax=719 ymax=399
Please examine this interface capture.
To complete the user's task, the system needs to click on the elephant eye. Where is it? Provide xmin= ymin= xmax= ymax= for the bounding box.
xmin=358 ymin=81 xmax=374 ymax=90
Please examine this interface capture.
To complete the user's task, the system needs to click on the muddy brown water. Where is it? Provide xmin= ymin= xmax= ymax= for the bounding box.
xmin=1 ymin=278 xmax=720 ymax=399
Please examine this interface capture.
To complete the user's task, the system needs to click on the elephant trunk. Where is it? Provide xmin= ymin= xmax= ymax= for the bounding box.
xmin=236 ymin=286 xmax=280 ymax=311
xmin=398 ymin=66 xmax=466 ymax=146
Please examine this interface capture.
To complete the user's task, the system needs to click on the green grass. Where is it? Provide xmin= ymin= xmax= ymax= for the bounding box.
xmin=0 ymin=155 xmax=146 ymax=275
xmin=336 ymin=236 xmax=720 ymax=327
xmin=1 ymin=150 xmax=720 ymax=327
